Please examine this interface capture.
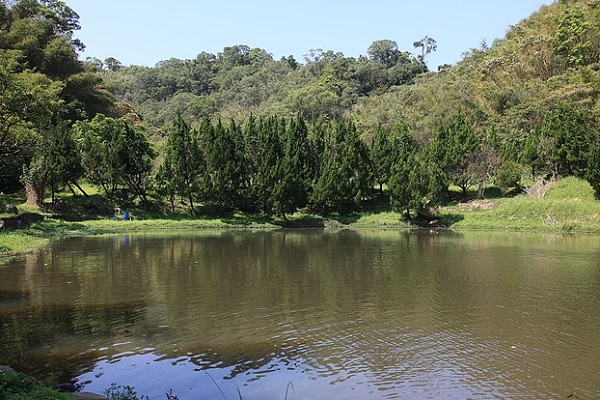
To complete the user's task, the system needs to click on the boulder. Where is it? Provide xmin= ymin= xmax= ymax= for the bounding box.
xmin=20 ymin=213 xmax=44 ymax=225
xmin=0 ymin=365 xmax=17 ymax=374
xmin=0 ymin=216 xmax=20 ymax=229
xmin=3 ymin=204 xmax=18 ymax=215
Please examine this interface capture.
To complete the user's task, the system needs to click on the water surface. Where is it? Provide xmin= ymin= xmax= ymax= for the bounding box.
xmin=1 ymin=230 xmax=599 ymax=399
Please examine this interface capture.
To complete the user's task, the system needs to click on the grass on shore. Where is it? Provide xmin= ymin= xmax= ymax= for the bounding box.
xmin=1 ymin=177 xmax=599 ymax=258
xmin=0 ymin=231 xmax=48 ymax=256
xmin=440 ymin=177 xmax=600 ymax=233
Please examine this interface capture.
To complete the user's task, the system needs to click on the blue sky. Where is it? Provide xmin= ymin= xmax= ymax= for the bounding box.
xmin=65 ymin=0 xmax=554 ymax=69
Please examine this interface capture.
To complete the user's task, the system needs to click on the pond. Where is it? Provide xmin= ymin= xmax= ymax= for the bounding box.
xmin=1 ymin=230 xmax=600 ymax=399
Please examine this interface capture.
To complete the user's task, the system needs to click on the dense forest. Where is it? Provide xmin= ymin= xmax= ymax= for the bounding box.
xmin=2 ymin=0 xmax=600 ymax=218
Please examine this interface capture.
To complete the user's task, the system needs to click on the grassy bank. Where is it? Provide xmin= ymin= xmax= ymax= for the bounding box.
xmin=440 ymin=177 xmax=600 ymax=233
xmin=0 ymin=231 xmax=48 ymax=256
xmin=1 ymin=177 xmax=599 ymax=257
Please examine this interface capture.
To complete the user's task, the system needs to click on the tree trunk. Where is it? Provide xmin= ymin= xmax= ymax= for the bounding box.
xmin=188 ymin=193 xmax=196 ymax=216
xmin=66 ymin=182 xmax=78 ymax=196
xmin=25 ymin=182 xmax=41 ymax=206
xmin=72 ymin=181 xmax=89 ymax=197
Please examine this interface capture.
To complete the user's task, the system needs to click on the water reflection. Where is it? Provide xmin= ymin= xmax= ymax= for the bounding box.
xmin=1 ymin=230 xmax=600 ymax=399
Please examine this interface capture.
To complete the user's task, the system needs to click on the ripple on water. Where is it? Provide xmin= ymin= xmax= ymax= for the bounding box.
xmin=4 ymin=232 xmax=600 ymax=399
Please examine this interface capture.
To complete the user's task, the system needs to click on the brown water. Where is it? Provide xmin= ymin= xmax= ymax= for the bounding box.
xmin=1 ymin=230 xmax=600 ymax=399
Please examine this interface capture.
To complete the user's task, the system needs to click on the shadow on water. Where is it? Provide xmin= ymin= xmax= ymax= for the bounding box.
xmin=274 ymin=215 xmax=325 ymax=228
xmin=439 ymin=212 xmax=465 ymax=227
xmin=0 ymin=301 xmax=148 ymax=385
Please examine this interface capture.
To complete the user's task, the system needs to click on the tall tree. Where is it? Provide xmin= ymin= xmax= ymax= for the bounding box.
xmin=368 ymin=39 xmax=403 ymax=68
xmin=248 ymin=116 xmax=285 ymax=214
xmin=0 ymin=0 xmax=118 ymax=193
xmin=389 ymin=147 xmax=446 ymax=219
xmin=387 ymin=129 xmax=422 ymax=217
xmin=273 ymin=115 xmax=313 ymax=219
xmin=200 ymin=119 xmax=249 ymax=211
xmin=76 ymin=114 xmax=156 ymax=201
xmin=370 ymin=120 xmax=411 ymax=193
xmin=430 ymin=112 xmax=479 ymax=196
xmin=413 ymin=36 xmax=438 ymax=64
xmin=524 ymin=102 xmax=593 ymax=179
xmin=553 ymin=4 xmax=595 ymax=67
xmin=310 ymin=120 xmax=372 ymax=213
xmin=41 ymin=122 xmax=82 ymax=203
xmin=157 ymin=115 xmax=202 ymax=214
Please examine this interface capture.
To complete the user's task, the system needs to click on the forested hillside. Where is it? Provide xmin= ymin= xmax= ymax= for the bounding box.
xmin=95 ymin=39 xmax=431 ymax=134
xmin=2 ymin=0 xmax=600 ymax=219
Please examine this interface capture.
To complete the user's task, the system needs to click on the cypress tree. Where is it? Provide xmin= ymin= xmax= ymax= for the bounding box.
xmin=389 ymin=148 xmax=446 ymax=220
xmin=201 ymin=120 xmax=249 ymax=211
xmin=310 ymin=120 xmax=371 ymax=214
xmin=388 ymin=130 xmax=419 ymax=218
xmin=273 ymin=115 xmax=312 ymax=219
xmin=586 ymin=143 xmax=600 ymax=199
xmin=250 ymin=116 xmax=285 ymax=214
xmin=158 ymin=115 xmax=203 ymax=214
xmin=370 ymin=120 xmax=411 ymax=194
xmin=370 ymin=125 xmax=390 ymax=194
xmin=431 ymin=111 xmax=479 ymax=196
xmin=539 ymin=102 xmax=591 ymax=179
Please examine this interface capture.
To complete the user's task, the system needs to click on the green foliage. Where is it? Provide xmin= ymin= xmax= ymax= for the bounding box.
xmin=586 ymin=143 xmax=600 ymax=199
xmin=553 ymin=4 xmax=596 ymax=67
xmin=200 ymin=120 xmax=251 ymax=211
xmin=495 ymin=160 xmax=523 ymax=190
xmin=370 ymin=125 xmax=391 ymax=192
xmin=272 ymin=115 xmax=312 ymax=218
xmin=0 ymin=371 xmax=70 ymax=400
xmin=244 ymin=115 xmax=285 ymax=214
xmin=35 ymin=122 xmax=82 ymax=201
xmin=310 ymin=120 xmax=372 ymax=213
xmin=370 ymin=119 xmax=414 ymax=193
xmin=528 ymin=102 xmax=594 ymax=178
xmin=101 ymin=36 xmax=432 ymax=129
xmin=157 ymin=115 xmax=203 ymax=213
xmin=389 ymin=148 xmax=446 ymax=218
xmin=430 ymin=111 xmax=479 ymax=195
xmin=104 ymin=383 xmax=147 ymax=400
xmin=0 ymin=0 xmax=118 ymax=191
xmin=75 ymin=114 xmax=156 ymax=200
xmin=367 ymin=39 xmax=404 ymax=68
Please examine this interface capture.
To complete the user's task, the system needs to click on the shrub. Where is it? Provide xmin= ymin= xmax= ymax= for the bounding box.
xmin=0 ymin=371 xmax=70 ymax=400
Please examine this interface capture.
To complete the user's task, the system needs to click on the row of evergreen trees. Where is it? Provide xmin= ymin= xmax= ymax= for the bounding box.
xmin=25 ymin=101 xmax=600 ymax=218
xmin=26 ymin=111 xmax=451 ymax=217
xmin=157 ymin=115 xmax=373 ymax=217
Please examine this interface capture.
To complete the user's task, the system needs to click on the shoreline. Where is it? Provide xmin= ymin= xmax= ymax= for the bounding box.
xmin=2 ymin=206 xmax=599 ymax=259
